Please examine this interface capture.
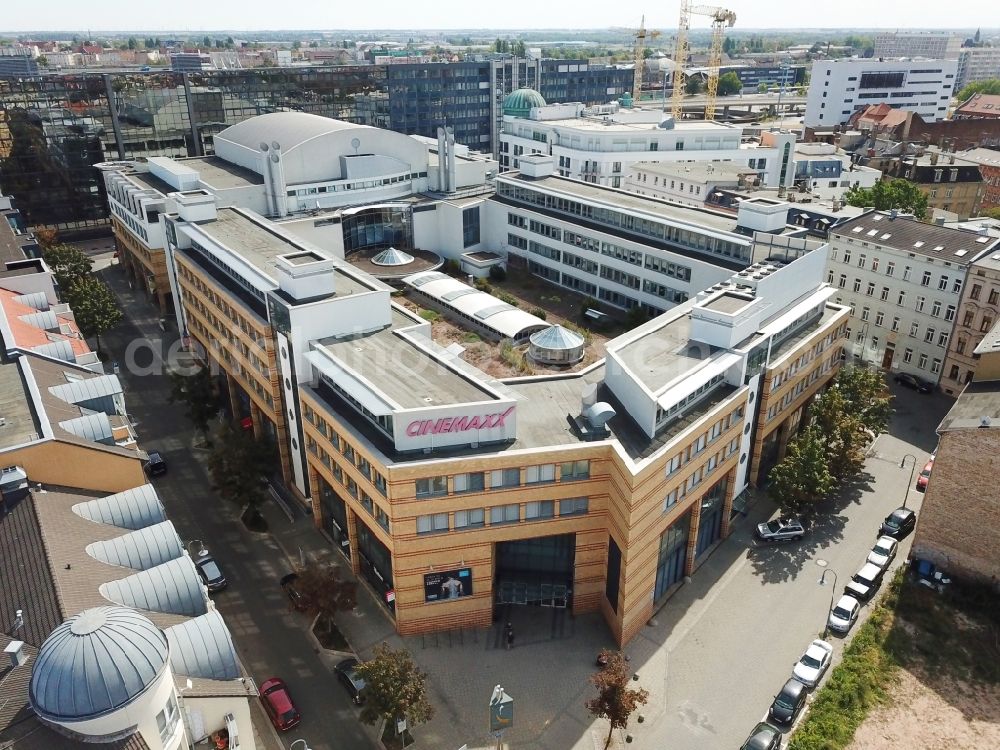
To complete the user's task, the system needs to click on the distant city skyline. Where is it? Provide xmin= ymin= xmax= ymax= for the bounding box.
xmin=0 ymin=0 xmax=993 ymax=35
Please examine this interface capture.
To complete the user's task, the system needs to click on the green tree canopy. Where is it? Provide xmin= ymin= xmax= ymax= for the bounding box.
xmin=717 ymin=71 xmax=742 ymax=96
xmin=832 ymin=365 xmax=893 ymax=436
xmin=44 ymin=243 xmax=93 ymax=291
xmin=168 ymin=365 xmax=220 ymax=442
xmin=767 ymin=426 xmax=834 ymax=515
xmin=957 ymin=78 xmax=1000 ymax=102
xmin=983 ymin=207 xmax=1000 ymax=221
xmin=207 ymin=424 xmax=277 ymax=513
xmin=587 ymin=650 xmax=650 ymax=750
xmin=291 ymin=561 xmax=357 ymax=635
xmin=844 ymin=179 xmax=929 ymax=220
xmin=809 ymin=388 xmax=867 ymax=481
xmin=64 ymin=276 xmax=122 ymax=353
xmin=354 ymin=644 xmax=434 ymax=738
xmin=685 ymin=76 xmax=703 ymax=95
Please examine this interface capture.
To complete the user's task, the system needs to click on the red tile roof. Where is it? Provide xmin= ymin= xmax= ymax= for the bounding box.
xmin=955 ymin=93 xmax=1000 ymax=118
xmin=0 ymin=288 xmax=91 ymax=358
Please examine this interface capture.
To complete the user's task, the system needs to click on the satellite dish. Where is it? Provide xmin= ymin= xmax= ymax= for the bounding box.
xmin=271 ymin=141 xmax=281 ymax=151
xmin=259 ymin=142 xmax=269 ymax=152
xmin=351 ymin=137 xmax=361 ymax=150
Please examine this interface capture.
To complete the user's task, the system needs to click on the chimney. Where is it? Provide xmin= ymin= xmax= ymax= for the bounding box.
xmin=4 ymin=639 xmax=27 ymax=667
xmin=948 ymin=153 xmax=955 ymax=165
xmin=446 ymin=127 xmax=458 ymax=193
xmin=930 ymin=151 xmax=939 ymax=166
xmin=436 ymin=127 xmax=447 ymax=192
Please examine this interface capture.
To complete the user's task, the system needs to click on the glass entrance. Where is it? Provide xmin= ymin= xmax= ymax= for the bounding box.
xmin=696 ymin=478 xmax=728 ymax=558
xmin=654 ymin=510 xmax=690 ymax=602
xmin=495 ymin=534 xmax=575 ymax=608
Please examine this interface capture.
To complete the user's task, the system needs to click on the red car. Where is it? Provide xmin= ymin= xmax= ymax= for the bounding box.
xmin=259 ymin=677 xmax=301 ymax=731
xmin=916 ymin=458 xmax=934 ymax=492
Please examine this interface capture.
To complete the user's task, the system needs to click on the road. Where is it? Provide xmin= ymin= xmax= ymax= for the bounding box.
xmin=97 ymin=256 xmax=375 ymax=750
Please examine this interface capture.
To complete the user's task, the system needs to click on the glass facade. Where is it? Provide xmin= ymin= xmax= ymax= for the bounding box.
xmin=342 ymin=204 xmax=413 ymax=255
xmin=654 ymin=510 xmax=691 ymax=602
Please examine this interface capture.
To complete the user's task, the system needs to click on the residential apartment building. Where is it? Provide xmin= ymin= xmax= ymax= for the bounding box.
xmin=957 ymin=46 xmax=1000 ymax=89
xmin=955 ymin=147 xmax=1000 ymax=212
xmin=499 ymin=98 xmax=797 ymax=190
xmin=940 ymin=250 xmax=1000 ymax=395
xmin=805 ymin=59 xmax=958 ymax=128
xmin=872 ymin=32 xmax=963 ymax=61
xmin=792 ymin=143 xmax=882 ymax=199
xmin=952 ymin=93 xmax=1000 ymax=119
xmin=911 ymin=321 xmax=1000 ymax=584
xmin=881 ymin=150 xmax=984 ymax=219
xmin=826 ymin=211 xmax=1000 ymax=383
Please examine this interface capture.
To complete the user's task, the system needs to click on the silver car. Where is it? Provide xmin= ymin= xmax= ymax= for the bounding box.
xmin=828 ymin=595 xmax=861 ymax=634
xmin=867 ymin=536 xmax=898 ymax=569
xmin=755 ymin=517 xmax=805 ymax=543
xmin=792 ymin=639 xmax=833 ymax=687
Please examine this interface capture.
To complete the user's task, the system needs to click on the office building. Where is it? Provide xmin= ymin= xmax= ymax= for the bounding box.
xmin=170 ymin=51 xmax=214 ymax=71
xmin=499 ymin=97 xmax=797 ymax=190
xmin=805 ymin=59 xmax=958 ymax=128
xmin=872 ymin=32 xmax=963 ymax=61
xmin=825 ymin=211 xmax=1000 ymax=383
xmin=911 ymin=320 xmax=1000 ymax=584
xmin=626 ymin=162 xmax=758 ymax=207
xmin=957 ymin=46 xmax=1000 ymax=89
xmin=0 ymin=47 xmax=39 ymax=75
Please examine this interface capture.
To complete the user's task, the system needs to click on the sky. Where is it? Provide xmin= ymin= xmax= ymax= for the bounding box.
xmin=0 ymin=0 xmax=993 ymax=33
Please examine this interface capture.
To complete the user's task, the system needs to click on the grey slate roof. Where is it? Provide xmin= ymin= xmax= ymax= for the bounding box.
xmin=164 ymin=610 xmax=240 ymax=681
xmin=72 ymin=485 xmax=166 ymax=530
xmin=98 ymin=556 xmax=208 ymax=617
xmin=29 ymin=607 xmax=169 ymax=722
xmin=86 ymin=521 xmax=184 ymax=572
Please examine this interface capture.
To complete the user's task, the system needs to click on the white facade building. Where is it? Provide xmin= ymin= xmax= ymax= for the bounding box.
xmin=792 ymin=143 xmax=882 ymax=199
xmin=499 ymin=102 xmax=796 ymax=190
xmin=873 ymin=32 xmax=963 ymax=61
xmin=626 ymin=161 xmax=757 ymax=207
xmin=805 ymin=59 xmax=958 ymax=128
xmin=825 ymin=211 xmax=1000 ymax=382
xmin=957 ymin=47 xmax=1000 ymax=89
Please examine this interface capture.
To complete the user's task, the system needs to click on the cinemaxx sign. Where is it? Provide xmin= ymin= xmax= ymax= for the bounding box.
xmin=405 ymin=406 xmax=515 ymax=437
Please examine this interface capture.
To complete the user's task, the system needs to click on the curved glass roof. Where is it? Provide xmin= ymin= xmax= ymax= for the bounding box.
xmin=165 ymin=610 xmax=240 ymax=681
xmin=86 ymin=520 xmax=184 ymax=571
xmin=73 ymin=484 xmax=166 ymax=530
xmin=99 ymin=556 xmax=208 ymax=617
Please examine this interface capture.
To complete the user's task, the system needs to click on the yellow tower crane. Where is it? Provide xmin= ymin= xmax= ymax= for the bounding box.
xmin=632 ymin=16 xmax=662 ymax=103
xmin=670 ymin=2 xmax=737 ymax=122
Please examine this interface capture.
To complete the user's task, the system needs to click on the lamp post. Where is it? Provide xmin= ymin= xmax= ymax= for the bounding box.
xmin=290 ymin=740 xmax=312 ymax=750
xmin=818 ymin=568 xmax=838 ymax=639
xmin=900 ymin=454 xmax=917 ymax=509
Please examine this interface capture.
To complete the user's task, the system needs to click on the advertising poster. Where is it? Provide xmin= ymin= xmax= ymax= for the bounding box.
xmin=424 ymin=568 xmax=473 ymax=602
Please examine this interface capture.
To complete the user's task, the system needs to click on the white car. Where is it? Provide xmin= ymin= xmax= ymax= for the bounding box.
xmin=792 ymin=639 xmax=834 ymax=687
xmin=867 ymin=536 xmax=898 ymax=569
xmin=828 ymin=595 xmax=861 ymax=634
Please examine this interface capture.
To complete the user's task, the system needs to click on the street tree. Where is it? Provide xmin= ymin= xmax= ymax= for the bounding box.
xmin=717 ymin=71 xmax=742 ymax=96
xmin=809 ymin=388 xmax=867 ymax=481
xmin=844 ymin=179 xmax=928 ymax=220
xmin=207 ymin=424 xmax=276 ymax=521
xmin=168 ymin=366 xmax=220 ymax=445
xmin=586 ymin=649 xmax=649 ymax=750
xmin=64 ymin=276 xmax=122 ymax=354
xmin=767 ymin=426 xmax=834 ymax=515
xmin=291 ymin=561 xmax=357 ymax=637
xmin=44 ymin=242 xmax=93 ymax=290
xmin=354 ymin=643 xmax=434 ymax=743
xmin=833 ymin=365 xmax=892 ymax=436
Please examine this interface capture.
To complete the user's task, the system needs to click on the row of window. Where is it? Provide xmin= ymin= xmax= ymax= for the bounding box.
xmin=184 ymin=315 xmax=275 ymax=411
xmin=767 ymin=352 xmax=839 ymax=421
xmin=416 ymin=497 xmax=590 ymax=535
xmin=180 ymin=285 xmax=271 ymax=379
xmin=664 ymin=409 xmax=742 ymax=478
xmin=415 ymin=461 xmax=590 ymax=498
xmin=302 ymin=401 xmax=388 ymax=495
xmin=770 ymin=324 xmax=845 ymax=390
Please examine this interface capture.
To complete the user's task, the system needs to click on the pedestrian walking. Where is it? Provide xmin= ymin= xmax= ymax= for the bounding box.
xmin=504 ymin=622 xmax=514 ymax=650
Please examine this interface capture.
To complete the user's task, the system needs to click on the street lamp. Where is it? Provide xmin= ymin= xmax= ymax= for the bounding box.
xmin=290 ymin=740 xmax=312 ymax=750
xmin=818 ymin=568 xmax=839 ymax=639
xmin=900 ymin=454 xmax=917 ymax=509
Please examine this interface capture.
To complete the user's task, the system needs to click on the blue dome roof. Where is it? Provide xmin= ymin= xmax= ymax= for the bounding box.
xmin=503 ymin=88 xmax=547 ymax=118
xmin=30 ymin=607 xmax=169 ymax=722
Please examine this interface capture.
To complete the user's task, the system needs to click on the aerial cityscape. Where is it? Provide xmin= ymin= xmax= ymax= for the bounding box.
xmin=0 ymin=3 xmax=998 ymax=750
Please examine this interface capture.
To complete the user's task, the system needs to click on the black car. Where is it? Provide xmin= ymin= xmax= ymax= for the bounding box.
xmin=768 ymin=678 xmax=807 ymax=729
xmin=334 ymin=658 xmax=366 ymax=705
xmin=895 ymin=373 xmax=933 ymax=393
xmin=741 ymin=721 xmax=782 ymax=750
xmin=280 ymin=573 xmax=307 ymax=611
xmin=144 ymin=451 xmax=167 ymax=477
xmin=194 ymin=552 xmax=227 ymax=592
xmin=879 ymin=507 xmax=916 ymax=539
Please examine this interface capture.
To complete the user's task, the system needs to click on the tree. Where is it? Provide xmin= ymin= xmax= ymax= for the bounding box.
xmin=127 ymin=37 xmax=137 ymax=50
xmin=586 ymin=650 xmax=649 ymax=750
xmin=717 ymin=71 xmax=742 ymax=96
xmin=957 ymin=78 xmax=1000 ymax=102
xmin=685 ymin=76 xmax=702 ymax=95
xmin=292 ymin=561 xmax=357 ymax=636
xmin=983 ymin=207 xmax=1000 ymax=221
xmin=757 ymin=81 xmax=769 ymax=94
xmin=36 ymin=55 xmax=49 ymax=67
xmin=832 ymin=365 xmax=892 ymax=437
xmin=64 ymin=276 xmax=122 ymax=353
xmin=766 ymin=426 xmax=834 ymax=515
xmin=34 ymin=228 xmax=59 ymax=250
xmin=809 ymin=388 xmax=867 ymax=481
xmin=44 ymin=243 xmax=93 ymax=290
xmin=202 ymin=35 xmax=211 ymax=48
xmin=354 ymin=644 xmax=434 ymax=742
xmin=168 ymin=366 xmax=220 ymax=444
xmin=844 ymin=179 xmax=929 ymax=220
xmin=207 ymin=424 xmax=276 ymax=517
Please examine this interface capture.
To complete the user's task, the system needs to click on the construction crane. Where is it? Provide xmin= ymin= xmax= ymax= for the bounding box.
xmin=632 ymin=16 xmax=662 ymax=103
xmin=670 ymin=2 xmax=737 ymax=122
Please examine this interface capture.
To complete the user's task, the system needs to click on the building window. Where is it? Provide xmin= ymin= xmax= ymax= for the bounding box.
xmin=415 ymin=476 xmax=448 ymax=499
xmin=462 ymin=206 xmax=481 ymax=247
xmin=915 ymin=296 xmax=925 ymax=313
xmin=938 ymin=331 xmax=949 ymax=347
xmin=939 ymin=275 xmax=949 ymax=291
xmin=870 ymin=336 xmax=879 ymax=350
xmin=561 ymin=460 xmax=590 ymax=480
xmin=858 ymin=254 xmax=867 ymax=268
xmin=880 ymin=286 xmax=889 ymax=301
xmin=156 ymin=696 xmax=180 ymax=744
xmin=417 ymin=513 xmax=449 ymax=535
xmin=525 ymin=464 xmax=556 ymax=484
xmin=931 ymin=358 xmax=942 ymax=374
xmin=902 ymin=266 xmax=912 ymax=281
xmin=871 ymin=258 xmax=879 ymax=273
xmin=903 ymin=348 xmax=913 ymax=363
xmin=886 ymin=261 xmax=895 ymax=277
xmin=853 ymin=278 xmax=862 ymax=293
xmin=843 ymin=250 xmax=852 ymax=265
xmin=891 ymin=316 xmax=900 ymax=332
xmin=838 ymin=274 xmax=847 ymax=288
xmin=453 ymin=472 xmax=486 ymax=493
xmin=560 ymin=497 xmax=589 ymax=516
xmin=918 ymin=353 xmax=928 ymax=368
xmin=981 ymin=316 xmax=994 ymax=332
xmin=949 ymin=364 xmax=960 ymax=380
xmin=910 ymin=321 xmax=920 ymax=337
xmin=663 ymin=488 xmax=678 ymax=511
xmin=490 ymin=504 xmax=520 ymax=525
xmin=963 ymin=310 xmax=975 ymax=327
xmin=874 ymin=311 xmax=885 ymax=327
xmin=454 ymin=508 xmax=485 ymax=529
xmin=945 ymin=305 xmax=956 ymax=322
xmin=953 ymin=278 xmax=963 ymax=294
xmin=957 ymin=338 xmax=967 ymax=355
xmin=525 ymin=500 xmax=555 ymax=520
xmin=924 ymin=328 xmax=935 ymax=343
xmin=866 ymin=282 xmax=875 ymax=297
xmin=490 ymin=468 xmax=521 ymax=489
xmin=971 ymin=284 xmax=982 ymax=301
xmin=861 ymin=307 xmax=870 ymax=321
xmin=990 ymin=289 xmax=1000 ymax=306
xmin=931 ymin=300 xmax=941 ymax=317
xmin=897 ymin=291 xmax=906 ymax=306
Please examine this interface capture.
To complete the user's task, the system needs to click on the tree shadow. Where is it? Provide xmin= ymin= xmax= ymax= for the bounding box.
xmin=748 ymin=510 xmax=849 ymax=584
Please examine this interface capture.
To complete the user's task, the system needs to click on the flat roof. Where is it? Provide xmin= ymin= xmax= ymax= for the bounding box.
xmin=614 ymin=313 xmax=718 ymax=394
xmin=0 ymin=207 xmax=34 ymax=266
xmin=831 ymin=211 xmax=1000 ymax=264
xmin=702 ymin=292 xmax=754 ymax=314
xmin=632 ymin=161 xmax=756 ymax=182
xmin=0 ymin=360 xmax=40 ymax=450
xmin=532 ymin=116 xmax=737 ymax=133
xmin=938 ymin=379 xmax=1000 ymax=431
xmin=317 ymin=326 xmax=497 ymax=409
xmin=179 ymin=155 xmax=264 ymax=189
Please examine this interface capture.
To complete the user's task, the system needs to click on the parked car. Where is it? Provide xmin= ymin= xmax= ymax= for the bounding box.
xmin=768 ymin=678 xmax=808 ymax=728
xmin=792 ymin=639 xmax=833 ymax=688
xmin=193 ymin=551 xmax=227 ymax=592
xmin=143 ymin=451 xmax=167 ymax=477
xmin=259 ymin=677 xmax=301 ymax=731
xmin=879 ymin=507 xmax=916 ymax=539
xmin=844 ymin=562 xmax=885 ymax=603
xmin=740 ymin=721 xmax=783 ymax=750
xmin=335 ymin=658 xmax=366 ymax=705
xmin=916 ymin=458 xmax=934 ymax=491
xmin=755 ymin=517 xmax=805 ymax=543
xmin=280 ymin=573 xmax=307 ymax=611
xmin=895 ymin=372 xmax=933 ymax=393
xmin=828 ymin=595 xmax=861 ymax=634
xmin=867 ymin=536 xmax=899 ymax=569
